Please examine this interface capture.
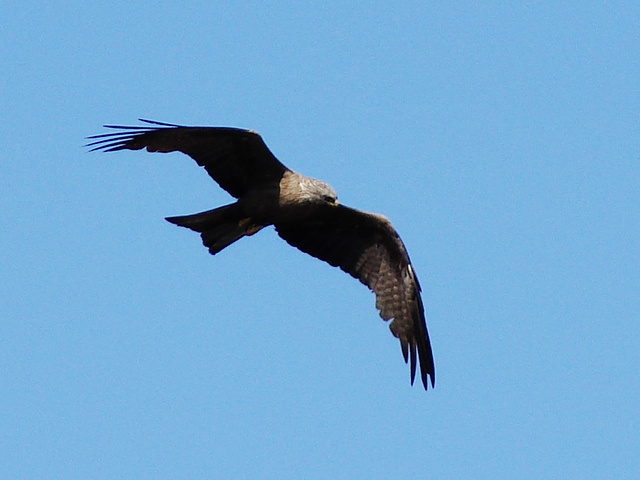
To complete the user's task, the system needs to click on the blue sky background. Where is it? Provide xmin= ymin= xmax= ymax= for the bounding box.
xmin=1 ymin=2 xmax=638 ymax=479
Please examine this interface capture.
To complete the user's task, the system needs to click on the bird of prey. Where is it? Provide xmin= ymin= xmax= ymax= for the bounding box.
xmin=87 ymin=119 xmax=435 ymax=389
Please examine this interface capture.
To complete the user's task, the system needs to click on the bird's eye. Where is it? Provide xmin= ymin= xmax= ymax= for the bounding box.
xmin=323 ymin=195 xmax=336 ymax=204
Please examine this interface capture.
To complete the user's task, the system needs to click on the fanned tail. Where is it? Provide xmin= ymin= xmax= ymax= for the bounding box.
xmin=166 ymin=203 xmax=261 ymax=255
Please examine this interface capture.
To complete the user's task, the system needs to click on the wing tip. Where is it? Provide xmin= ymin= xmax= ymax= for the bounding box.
xmin=138 ymin=118 xmax=183 ymax=127
xmin=402 ymin=338 xmax=435 ymax=391
xmin=411 ymin=363 xmax=435 ymax=390
xmin=419 ymin=368 xmax=436 ymax=390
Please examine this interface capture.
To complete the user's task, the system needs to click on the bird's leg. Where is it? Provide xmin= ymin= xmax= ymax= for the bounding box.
xmin=239 ymin=218 xmax=264 ymax=236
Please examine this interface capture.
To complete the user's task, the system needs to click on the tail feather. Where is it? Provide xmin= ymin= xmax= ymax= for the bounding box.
xmin=166 ymin=204 xmax=249 ymax=255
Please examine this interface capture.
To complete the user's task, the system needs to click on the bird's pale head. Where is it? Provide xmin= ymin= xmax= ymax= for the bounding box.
xmin=298 ymin=175 xmax=339 ymax=205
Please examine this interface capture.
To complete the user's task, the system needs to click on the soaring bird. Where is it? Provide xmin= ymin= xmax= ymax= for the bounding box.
xmin=87 ymin=120 xmax=435 ymax=389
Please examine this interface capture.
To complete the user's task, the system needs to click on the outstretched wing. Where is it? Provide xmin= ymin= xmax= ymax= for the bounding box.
xmin=87 ymin=119 xmax=289 ymax=198
xmin=275 ymin=204 xmax=435 ymax=389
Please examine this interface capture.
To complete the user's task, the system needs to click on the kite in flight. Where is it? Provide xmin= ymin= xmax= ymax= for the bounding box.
xmin=87 ymin=119 xmax=435 ymax=389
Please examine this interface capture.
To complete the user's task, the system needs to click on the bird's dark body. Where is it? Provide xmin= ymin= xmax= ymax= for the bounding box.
xmin=88 ymin=120 xmax=435 ymax=390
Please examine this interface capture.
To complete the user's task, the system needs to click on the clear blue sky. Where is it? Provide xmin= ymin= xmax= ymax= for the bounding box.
xmin=1 ymin=2 xmax=638 ymax=479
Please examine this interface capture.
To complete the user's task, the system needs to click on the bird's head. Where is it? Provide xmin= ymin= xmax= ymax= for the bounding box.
xmin=299 ymin=176 xmax=339 ymax=206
